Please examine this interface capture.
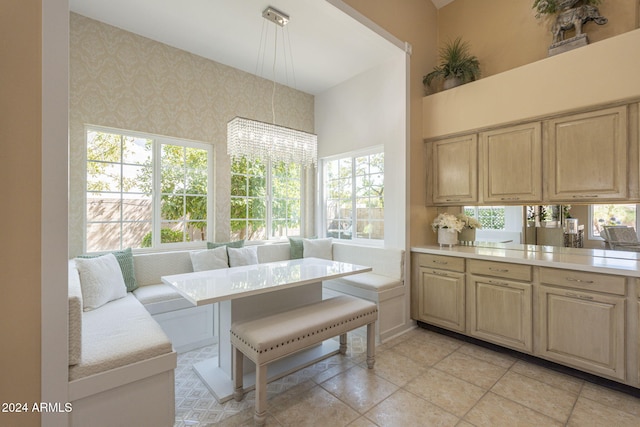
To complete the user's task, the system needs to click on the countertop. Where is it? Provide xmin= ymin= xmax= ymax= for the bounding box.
xmin=411 ymin=243 xmax=640 ymax=277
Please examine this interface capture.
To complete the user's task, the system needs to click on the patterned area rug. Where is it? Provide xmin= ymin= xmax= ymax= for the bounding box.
xmin=174 ymin=331 xmax=368 ymax=426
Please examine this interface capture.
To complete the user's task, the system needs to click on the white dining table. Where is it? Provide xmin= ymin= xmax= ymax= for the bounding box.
xmin=161 ymin=257 xmax=372 ymax=402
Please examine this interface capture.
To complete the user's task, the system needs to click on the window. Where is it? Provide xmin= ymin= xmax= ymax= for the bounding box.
xmin=464 ymin=206 xmax=506 ymax=229
xmin=463 ymin=206 xmax=523 ymax=243
xmin=589 ymin=204 xmax=638 ymax=239
xmin=323 ymin=150 xmax=384 ymax=241
xmin=85 ymin=127 xmax=211 ymax=252
xmin=230 ymin=157 xmax=302 ymax=240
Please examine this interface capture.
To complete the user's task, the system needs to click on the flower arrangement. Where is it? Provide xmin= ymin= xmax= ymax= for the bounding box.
xmin=456 ymin=213 xmax=482 ymax=230
xmin=431 ymin=213 xmax=465 ymax=233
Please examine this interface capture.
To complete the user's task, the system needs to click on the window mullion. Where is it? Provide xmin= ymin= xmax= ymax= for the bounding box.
xmin=153 ymin=141 xmax=161 ymax=248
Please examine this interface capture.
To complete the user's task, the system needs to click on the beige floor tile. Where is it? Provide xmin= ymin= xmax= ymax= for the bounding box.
xmin=267 ymin=380 xmax=317 ymax=410
xmin=457 ymin=343 xmax=516 ymax=369
xmin=464 ymin=392 xmax=563 ymax=427
xmin=580 ymin=381 xmax=640 ymax=417
xmin=270 ymin=385 xmax=359 ymax=427
xmin=311 ymin=354 xmax=356 ymax=385
xmin=347 ymin=416 xmax=379 ymax=427
xmin=365 ymin=389 xmax=459 ymax=427
xmin=568 ymin=395 xmax=640 ymax=427
xmin=404 ymin=368 xmax=486 ymax=417
xmin=216 ymin=408 xmax=282 ymax=426
xmin=455 ymin=421 xmax=475 ymax=427
xmin=435 ymin=351 xmax=508 ymax=389
xmin=510 ymin=360 xmax=584 ymax=394
xmin=392 ymin=337 xmax=456 ymax=366
xmin=363 ymin=348 xmax=428 ymax=387
xmin=320 ymin=365 xmax=399 ymax=413
xmin=491 ymin=371 xmax=577 ymax=423
xmin=412 ymin=329 xmax=464 ymax=352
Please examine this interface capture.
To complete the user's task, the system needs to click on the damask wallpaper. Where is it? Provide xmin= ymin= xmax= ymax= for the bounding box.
xmin=69 ymin=13 xmax=315 ymax=256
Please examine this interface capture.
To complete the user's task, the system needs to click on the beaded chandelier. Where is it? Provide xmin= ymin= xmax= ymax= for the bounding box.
xmin=227 ymin=6 xmax=317 ymax=168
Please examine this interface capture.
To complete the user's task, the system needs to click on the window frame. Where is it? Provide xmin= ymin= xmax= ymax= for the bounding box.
xmin=320 ymin=146 xmax=385 ymax=245
xmin=588 ymin=204 xmax=640 ymax=240
xmin=84 ymin=125 xmax=214 ymax=253
xmin=229 ymin=157 xmax=306 ymax=241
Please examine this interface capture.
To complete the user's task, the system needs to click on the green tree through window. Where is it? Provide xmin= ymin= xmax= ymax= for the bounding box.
xmin=85 ymin=128 xmax=210 ymax=251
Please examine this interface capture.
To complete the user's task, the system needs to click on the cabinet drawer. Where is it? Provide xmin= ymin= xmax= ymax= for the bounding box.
xmin=539 ymin=267 xmax=626 ymax=296
xmin=468 ymin=259 xmax=532 ymax=281
xmin=414 ymin=253 xmax=465 ymax=272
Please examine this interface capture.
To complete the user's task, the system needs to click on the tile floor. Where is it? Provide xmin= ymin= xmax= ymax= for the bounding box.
xmin=174 ymin=327 xmax=640 ymax=427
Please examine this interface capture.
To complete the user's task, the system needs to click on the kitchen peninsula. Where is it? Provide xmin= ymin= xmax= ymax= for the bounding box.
xmin=411 ymin=243 xmax=640 ymax=389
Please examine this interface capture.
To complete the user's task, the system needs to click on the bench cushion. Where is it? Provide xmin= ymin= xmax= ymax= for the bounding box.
xmin=69 ymin=261 xmax=83 ymax=366
xmin=230 ymin=295 xmax=377 ymax=365
xmin=328 ymin=272 xmax=401 ymax=292
xmin=69 ymin=294 xmax=173 ymax=381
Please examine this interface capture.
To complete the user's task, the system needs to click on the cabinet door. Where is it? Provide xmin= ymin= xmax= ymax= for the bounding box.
xmin=432 ymin=134 xmax=478 ymax=205
xmin=480 ymin=122 xmax=542 ymax=203
xmin=416 ymin=267 xmax=465 ymax=332
xmin=467 ymin=275 xmax=532 ymax=352
xmin=537 ymin=285 xmax=626 ymax=380
xmin=545 ymin=106 xmax=628 ymax=201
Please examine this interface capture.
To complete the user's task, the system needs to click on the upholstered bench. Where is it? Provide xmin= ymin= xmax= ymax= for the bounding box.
xmin=230 ymin=295 xmax=378 ymax=426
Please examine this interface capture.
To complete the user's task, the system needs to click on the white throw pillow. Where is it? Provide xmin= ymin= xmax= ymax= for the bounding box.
xmin=190 ymin=246 xmax=229 ymax=272
xmin=303 ymin=238 xmax=333 ymax=260
xmin=227 ymin=246 xmax=259 ymax=267
xmin=74 ymin=253 xmax=127 ymax=311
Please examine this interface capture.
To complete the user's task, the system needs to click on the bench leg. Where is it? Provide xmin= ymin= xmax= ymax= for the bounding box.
xmin=339 ymin=333 xmax=347 ymax=354
xmin=233 ymin=346 xmax=244 ymax=402
xmin=254 ymin=363 xmax=267 ymax=427
xmin=366 ymin=322 xmax=376 ymax=369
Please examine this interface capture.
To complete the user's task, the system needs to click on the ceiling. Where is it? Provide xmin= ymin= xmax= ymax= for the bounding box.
xmin=69 ymin=0 xmax=407 ymax=95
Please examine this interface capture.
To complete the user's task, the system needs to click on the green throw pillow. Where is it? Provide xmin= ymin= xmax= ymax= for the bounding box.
xmin=78 ymin=247 xmax=138 ymax=292
xmin=288 ymin=237 xmax=304 ymax=259
xmin=207 ymin=239 xmax=245 ymax=250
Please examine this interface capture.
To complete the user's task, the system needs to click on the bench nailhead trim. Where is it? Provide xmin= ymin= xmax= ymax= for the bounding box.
xmin=230 ymin=308 xmax=377 ymax=355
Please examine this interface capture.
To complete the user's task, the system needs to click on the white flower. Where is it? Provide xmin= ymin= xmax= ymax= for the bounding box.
xmin=456 ymin=213 xmax=482 ymax=229
xmin=431 ymin=213 xmax=465 ymax=233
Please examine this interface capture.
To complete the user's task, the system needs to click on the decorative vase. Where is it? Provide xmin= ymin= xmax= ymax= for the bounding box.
xmin=443 ymin=76 xmax=462 ymax=90
xmin=459 ymin=228 xmax=476 ymax=244
xmin=437 ymin=228 xmax=458 ymax=247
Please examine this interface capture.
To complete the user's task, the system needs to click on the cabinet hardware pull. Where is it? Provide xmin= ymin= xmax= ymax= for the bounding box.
xmin=488 ymin=280 xmax=509 ymax=287
xmin=500 ymin=197 xmax=520 ymax=201
xmin=489 ymin=267 xmax=509 ymax=272
xmin=433 ymin=271 xmax=450 ymax=277
xmin=433 ymin=260 xmax=448 ymax=265
xmin=571 ymin=194 xmax=599 ymax=198
xmin=565 ymin=292 xmax=594 ymax=300
xmin=565 ymin=277 xmax=594 ymax=284
xmin=446 ymin=199 xmax=461 ymax=202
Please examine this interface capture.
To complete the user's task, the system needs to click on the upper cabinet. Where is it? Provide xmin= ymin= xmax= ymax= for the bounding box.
xmin=545 ymin=106 xmax=628 ymax=202
xmin=431 ymin=134 xmax=478 ymax=205
xmin=480 ymin=123 xmax=542 ymax=204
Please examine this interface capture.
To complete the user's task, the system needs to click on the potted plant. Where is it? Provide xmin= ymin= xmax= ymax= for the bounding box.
xmin=423 ymin=37 xmax=480 ymax=93
xmin=532 ymin=0 xmax=601 ymax=18
xmin=431 ymin=213 xmax=465 ymax=247
xmin=456 ymin=213 xmax=482 ymax=244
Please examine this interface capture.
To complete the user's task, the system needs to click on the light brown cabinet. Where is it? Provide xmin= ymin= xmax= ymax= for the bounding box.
xmin=545 ymin=106 xmax=628 ymax=201
xmin=412 ymin=254 xmax=465 ymax=332
xmin=537 ymin=269 xmax=626 ymax=381
xmin=431 ymin=134 xmax=477 ymax=205
xmin=479 ymin=122 xmax=542 ymax=203
xmin=467 ymin=260 xmax=533 ymax=352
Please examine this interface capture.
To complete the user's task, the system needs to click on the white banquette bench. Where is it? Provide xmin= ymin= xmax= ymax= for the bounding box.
xmin=67 ymin=239 xmax=407 ymax=426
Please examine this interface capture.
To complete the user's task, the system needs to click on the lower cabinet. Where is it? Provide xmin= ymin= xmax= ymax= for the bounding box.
xmin=416 ymin=267 xmax=465 ymax=332
xmin=467 ymin=275 xmax=532 ymax=352
xmin=537 ymin=285 xmax=626 ymax=381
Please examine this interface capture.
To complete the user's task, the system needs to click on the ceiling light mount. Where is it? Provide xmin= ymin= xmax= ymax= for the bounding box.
xmin=262 ymin=6 xmax=289 ymax=27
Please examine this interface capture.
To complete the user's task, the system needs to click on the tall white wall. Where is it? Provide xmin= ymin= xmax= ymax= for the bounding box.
xmin=315 ymin=51 xmax=408 ymax=248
